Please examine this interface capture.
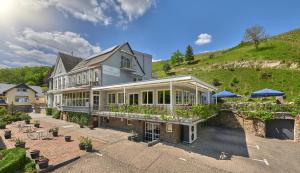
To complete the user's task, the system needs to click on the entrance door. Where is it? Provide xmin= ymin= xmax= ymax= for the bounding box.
xmin=145 ymin=122 xmax=160 ymax=141
xmin=129 ymin=93 xmax=139 ymax=105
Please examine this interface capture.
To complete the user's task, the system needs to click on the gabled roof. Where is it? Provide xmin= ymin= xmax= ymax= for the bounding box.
xmin=0 ymin=83 xmax=44 ymax=96
xmin=71 ymin=44 xmax=121 ymax=71
xmin=58 ymin=52 xmax=83 ymax=72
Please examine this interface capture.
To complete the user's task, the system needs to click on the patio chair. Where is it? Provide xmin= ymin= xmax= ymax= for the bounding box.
xmin=27 ymin=131 xmax=38 ymax=140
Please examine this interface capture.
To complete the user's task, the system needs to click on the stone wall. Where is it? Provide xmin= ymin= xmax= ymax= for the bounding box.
xmin=160 ymin=123 xmax=181 ymax=144
xmin=207 ymin=110 xmax=266 ymax=137
xmin=295 ymin=115 xmax=300 ymax=142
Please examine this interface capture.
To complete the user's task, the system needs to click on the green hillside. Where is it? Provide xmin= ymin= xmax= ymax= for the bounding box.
xmin=153 ymin=29 xmax=300 ymax=100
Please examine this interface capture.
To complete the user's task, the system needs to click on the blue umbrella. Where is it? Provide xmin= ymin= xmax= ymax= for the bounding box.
xmin=250 ymin=88 xmax=284 ymax=98
xmin=212 ymin=90 xmax=240 ymax=98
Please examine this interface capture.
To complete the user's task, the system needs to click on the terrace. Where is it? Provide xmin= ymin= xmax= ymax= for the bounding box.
xmin=91 ymin=76 xmax=218 ymax=124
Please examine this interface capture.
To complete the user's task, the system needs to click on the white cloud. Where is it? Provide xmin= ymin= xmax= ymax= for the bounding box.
xmin=16 ymin=28 xmax=101 ymax=57
xmin=195 ymin=33 xmax=212 ymax=46
xmin=152 ymin=58 xmax=162 ymax=62
xmin=117 ymin=0 xmax=155 ymax=21
xmin=20 ymin=0 xmax=155 ymax=25
xmin=5 ymin=41 xmax=57 ymax=65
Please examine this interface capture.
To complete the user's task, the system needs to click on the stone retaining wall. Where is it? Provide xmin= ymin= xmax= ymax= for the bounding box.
xmin=207 ymin=110 xmax=266 ymax=137
xmin=295 ymin=115 xmax=300 ymax=142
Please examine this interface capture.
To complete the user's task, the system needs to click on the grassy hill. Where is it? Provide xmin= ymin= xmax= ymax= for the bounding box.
xmin=153 ymin=29 xmax=300 ymax=101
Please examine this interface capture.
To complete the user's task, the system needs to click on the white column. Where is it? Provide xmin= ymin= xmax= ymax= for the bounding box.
xmin=207 ymin=91 xmax=211 ymax=104
xmin=170 ymin=82 xmax=173 ymax=111
xmin=123 ymin=88 xmax=126 ymax=104
xmin=196 ymin=85 xmax=198 ymax=105
xmin=90 ymin=90 xmax=93 ymax=112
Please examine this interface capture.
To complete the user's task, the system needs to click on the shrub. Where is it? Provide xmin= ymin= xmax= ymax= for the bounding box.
xmin=46 ymin=108 xmax=53 ymax=116
xmin=24 ymin=157 xmax=37 ymax=173
xmin=0 ymin=148 xmax=26 ymax=173
xmin=68 ymin=112 xmax=90 ymax=126
xmin=294 ymin=96 xmax=300 ymax=106
xmin=0 ymin=108 xmax=7 ymax=116
xmin=246 ymin=110 xmax=273 ymax=121
xmin=52 ymin=108 xmax=61 ymax=119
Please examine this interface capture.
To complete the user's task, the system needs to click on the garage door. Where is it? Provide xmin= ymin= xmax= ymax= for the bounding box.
xmin=266 ymin=119 xmax=294 ymax=140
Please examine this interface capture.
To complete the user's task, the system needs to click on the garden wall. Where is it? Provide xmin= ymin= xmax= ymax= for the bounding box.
xmin=207 ymin=110 xmax=266 ymax=137
xmin=295 ymin=115 xmax=300 ymax=142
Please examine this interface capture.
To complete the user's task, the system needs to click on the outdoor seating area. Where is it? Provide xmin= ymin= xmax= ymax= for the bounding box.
xmin=0 ymin=117 xmax=105 ymax=170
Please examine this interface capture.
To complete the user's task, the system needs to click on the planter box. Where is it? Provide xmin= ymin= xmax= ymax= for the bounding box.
xmin=15 ymin=142 xmax=26 ymax=148
xmin=65 ymin=136 xmax=71 ymax=142
xmin=30 ymin=150 xmax=40 ymax=159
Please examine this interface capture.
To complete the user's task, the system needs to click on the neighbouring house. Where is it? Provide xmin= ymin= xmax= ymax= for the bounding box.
xmin=0 ymin=83 xmax=46 ymax=112
xmin=47 ymin=42 xmax=217 ymax=144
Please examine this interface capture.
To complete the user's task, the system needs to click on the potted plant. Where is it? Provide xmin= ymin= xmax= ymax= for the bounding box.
xmin=37 ymin=156 xmax=49 ymax=169
xmin=14 ymin=138 xmax=26 ymax=148
xmin=85 ymin=137 xmax=93 ymax=152
xmin=0 ymin=121 xmax=6 ymax=129
xmin=24 ymin=116 xmax=31 ymax=124
xmin=49 ymin=127 xmax=59 ymax=137
xmin=4 ymin=130 xmax=11 ymax=139
xmin=34 ymin=120 xmax=40 ymax=128
xmin=30 ymin=149 xmax=40 ymax=159
xmin=78 ymin=136 xmax=86 ymax=150
xmin=65 ymin=135 xmax=71 ymax=142
xmin=88 ymin=124 xmax=94 ymax=130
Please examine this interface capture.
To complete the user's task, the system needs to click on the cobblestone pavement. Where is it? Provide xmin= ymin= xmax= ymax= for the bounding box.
xmin=26 ymin=114 xmax=300 ymax=173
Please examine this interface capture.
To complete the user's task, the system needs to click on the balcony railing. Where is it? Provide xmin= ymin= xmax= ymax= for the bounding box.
xmin=93 ymin=104 xmax=219 ymax=124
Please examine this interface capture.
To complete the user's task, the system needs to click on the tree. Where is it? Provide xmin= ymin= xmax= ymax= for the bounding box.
xmin=170 ymin=50 xmax=184 ymax=65
xmin=162 ymin=63 xmax=171 ymax=74
xmin=243 ymin=25 xmax=267 ymax=50
xmin=185 ymin=45 xmax=194 ymax=63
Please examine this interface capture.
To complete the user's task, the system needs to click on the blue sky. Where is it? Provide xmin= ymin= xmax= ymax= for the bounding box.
xmin=0 ymin=0 xmax=299 ymax=67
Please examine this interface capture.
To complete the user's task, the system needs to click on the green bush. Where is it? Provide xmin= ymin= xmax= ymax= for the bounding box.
xmin=246 ymin=110 xmax=273 ymax=121
xmin=0 ymin=148 xmax=26 ymax=173
xmin=52 ymin=108 xmax=61 ymax=119
xmin=68 ymin=112 xmax=90 ymax=126
xmin=46 ymin=108 xmax=53 ymax=116
xmin=0 ymin=113 xmax=31 ymax=125
xmin=24 ymin=157 xmax=37 ymax=173
xmin=295 ymin=96 xmax=300 ymax=106
xmin=0 ymin=108 xmax=7 ymax=116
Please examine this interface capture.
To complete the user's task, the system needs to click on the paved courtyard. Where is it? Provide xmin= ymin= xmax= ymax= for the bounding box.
xmin=3 ymin=113 xmax=298 ymax=173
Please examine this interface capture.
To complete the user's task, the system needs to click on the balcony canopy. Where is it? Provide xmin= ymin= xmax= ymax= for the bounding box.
xmin=92 ymin=76 xmax=217 ymax=92
xmin=250 ymin=88 xmax=284 ymax=98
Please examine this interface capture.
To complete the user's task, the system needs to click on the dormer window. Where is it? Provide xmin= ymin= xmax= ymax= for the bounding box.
xmin=17 ymin=88 xmax=27 ymax=92
xmin=121 ymin=56 xmax=131 ymax=68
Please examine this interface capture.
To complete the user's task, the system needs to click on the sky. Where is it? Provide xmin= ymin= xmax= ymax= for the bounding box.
xmin=0 ymin=0 xmax=300 ymax=67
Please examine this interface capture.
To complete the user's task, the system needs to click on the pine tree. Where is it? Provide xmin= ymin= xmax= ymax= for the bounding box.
xmin=162 ymin=63 xmax=171 ymax=75
xmin=185 ymin=45 xmax=194 ymax=63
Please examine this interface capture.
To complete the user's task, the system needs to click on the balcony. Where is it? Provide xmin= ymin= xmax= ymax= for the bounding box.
xmin=93 ymin=104 xmax=218 ymax=124
xmin=61 ymin=106 xmax=90 ymax=113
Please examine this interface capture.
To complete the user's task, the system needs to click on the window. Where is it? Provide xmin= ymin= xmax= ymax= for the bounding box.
xmin=176 ymin=90 xmax=183 ymax=104
xmin=62 ymin=92 xmax=89 ymax=107
xmin=183 ymin=91 xmax=189 ymax=104
xmin=157 ymin=90 xmax=170 ymax=104
xmin=142 ymin=91 xmax=153 ymax=104
xmin=83 ymin=73 xmax=86 ymax=84
xmin=121 ymin=56 xmax=131 ymax=68
xmin=108 ymin=93 xmax=116 ymax=104
xmin=117 ymin=93 xmax=124 ymax=104
xmin=15 ymin=96 xmax=29 ymax=103
xmin=127 ymin=119 xmax=132 ymax=126
xmin=166 ymin=124 xmax=172 ymax=133
xmin=17 ymin=88 xmax=27 ymax=92
xmin=129 ymin=93 xmax=139 ymax=105
xmin=133 ymin=77 xmax=142 ymax=82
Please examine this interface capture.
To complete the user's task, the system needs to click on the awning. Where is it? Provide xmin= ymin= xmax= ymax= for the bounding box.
xmin=250 ymin=88 xmax=284 ymax=98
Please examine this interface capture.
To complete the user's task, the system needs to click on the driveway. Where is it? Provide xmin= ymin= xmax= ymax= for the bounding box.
xmin=52 ymin=125 xmax=300 ymax=173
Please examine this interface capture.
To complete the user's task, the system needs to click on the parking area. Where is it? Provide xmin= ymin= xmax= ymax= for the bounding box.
xmin=52 ymin=124 xmax=300 ymax=173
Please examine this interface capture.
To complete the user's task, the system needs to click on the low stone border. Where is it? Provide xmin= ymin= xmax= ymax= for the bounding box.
xmin=147 ymin=139 xmax=160 ymax=147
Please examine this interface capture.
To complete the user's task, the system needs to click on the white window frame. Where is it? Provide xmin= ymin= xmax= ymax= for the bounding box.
xmin=156 ymin=89 xmax=171 ymax=105
xmin=117 ymin=92 xmax=125 ymax=104
xmin=128 ymin=92 xmax=139 ymax=105
xmin=175 ymin=90 xmax=183 ymax=105
xmin=107 ymin=93 xmax=116 ymax=104
xmin=141 ymin=90 xmax=154 ymax=105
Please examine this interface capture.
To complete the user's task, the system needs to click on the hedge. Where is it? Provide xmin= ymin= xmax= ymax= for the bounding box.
xmin=45 ymin=108 xmax=53 ymax=116
xmin=68 ymin=112 xmax=90 ymax=126
xmin=0 ymin=148 xmax=26 ymax=173
xmin=52 ymin=108 xmax=61 ymax=119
